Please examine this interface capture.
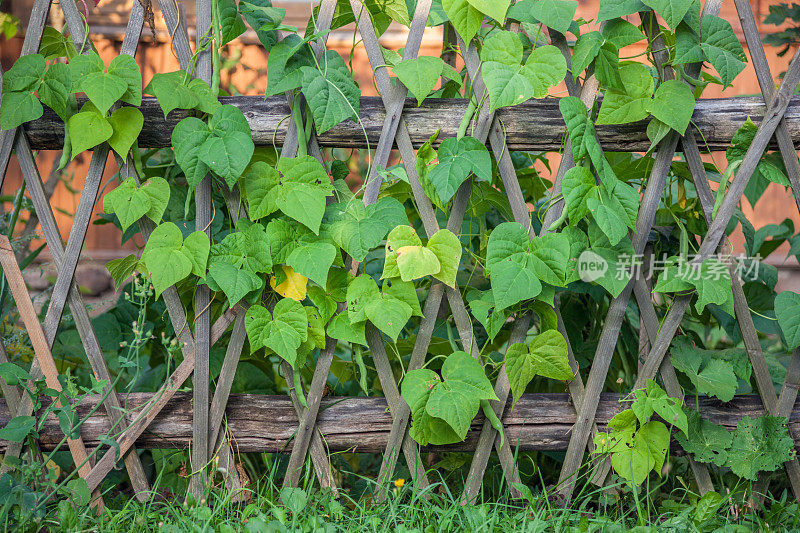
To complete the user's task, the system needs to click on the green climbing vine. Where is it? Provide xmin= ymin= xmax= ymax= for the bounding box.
xmin=1 ymin=0 xmax=799 ymax=503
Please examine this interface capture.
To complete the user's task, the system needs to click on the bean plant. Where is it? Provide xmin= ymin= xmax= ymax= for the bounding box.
xmin=0 ymin=0 xmax=798 ymax=513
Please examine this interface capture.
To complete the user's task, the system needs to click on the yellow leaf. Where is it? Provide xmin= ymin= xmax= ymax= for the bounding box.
xmin=46 ymin=459 xmax=61 ymax=480
xmin=270 ymin=265 xmax=308 ymax=301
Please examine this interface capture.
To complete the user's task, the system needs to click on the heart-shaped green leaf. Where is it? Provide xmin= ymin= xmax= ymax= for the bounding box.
xmin=0 ymin=91 xmax=43 ymax=130
xmin=81 ymin=71 xmax=127 ymax=116
xmin=103 ymin=178 xmax=150 ymax=231
xmin=393 ymin=56 xmax=444 ymax=106
xmin=68 ymin=109 xmax=113 ymax=159
xmin=505 ymin=330 xmax=572 ymax=406
xmin=776 ymin=291 xmax=800 ymax=350
xmin=428 ymin=136 xmax=492 ymax=203
xmin=171 ymin=117 xmax=211 ymax=187
xmin=107 ymin=107 xmax=144 ymax=158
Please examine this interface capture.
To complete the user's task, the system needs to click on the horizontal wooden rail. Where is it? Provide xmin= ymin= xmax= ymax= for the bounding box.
xmin=2 ymin=392 xmax=792 ymax=453
xmin=21 ymin=96 xmax=800 ymax=153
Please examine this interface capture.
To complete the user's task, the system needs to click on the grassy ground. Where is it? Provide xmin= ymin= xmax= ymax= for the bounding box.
xmin=9 ymin=467 xmax=800 ymax=532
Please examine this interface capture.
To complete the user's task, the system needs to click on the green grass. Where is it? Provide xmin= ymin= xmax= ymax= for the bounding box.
xmin=8 ymin=459 xmax=800 ymax=533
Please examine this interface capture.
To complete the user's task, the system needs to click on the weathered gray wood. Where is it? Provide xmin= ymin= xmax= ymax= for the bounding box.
xmin=59 ymin=0 xmax=91 ymax=52
xmin=374 ymin=283 xmax=444 ymax=500
xmin=0 ymin=235 xmax=102 ymax=509
xmin=349 ymin=0 xmax=472 ymax=498
xmin=277 ymin=359 xmax=337 ymax=491
xmin=55 ymin=0 xmax=152 ymax=499
xmin=217 ymin=192 xmax=333 ymax=493
xmin=189 ymin=0 xmax=213 ymax=500
xmin=12 ymin=142 xmax=151 ymax=499
xmin=557 ymin=100 xmax=676 ymax=501
xmin=156 ymin=2 xmax=245 ymax=497
xmin=441 ymin=23 xmax=457 ymax=68
xmin=779 ymin=350 xmax=800 ymax=418
xmin=157 ymin=0 xmax=193 ymax=69
xmin=365 ymin=323 xmax=430 ymax=493
xmin=635 ymin=276 xmax=715 ymax=492
xmin=537 ymin=36 xmax=601 ymax=462
xmin=361 ymin=0 xmax=432 ymax=205
xmin=346 ymin=1 xmax=439 ymax=238
xmin=281 ymin=337 xmax=338 ymax=490
xmin=5 ymin=393 xmax=796 ymax=453
xmin=207 ymin=311 xmax=246 ymax=471
xmin=7 ymin=0 xmax=800 ymax=503
xmin=557 ymin=3 xmax=722 ymax=503
xmin=40 ymin=151 xmax=106 ymax=348
xmin=351 ymin=11 xmax=504 ymax=497
xmin=588 ymin=11 xmax=715 ymax=495
xmin=547 ymin=29 xmax=580 ymax=98
xmin=279 ymin=0 xmax=335 ymax=160
xmin=463 ymin=315 xmax=530 ymax=503
xmin=21 ymin=96 xmax=800 ymax=152
xmin=735 ymin=0 xmax=800 ymax=499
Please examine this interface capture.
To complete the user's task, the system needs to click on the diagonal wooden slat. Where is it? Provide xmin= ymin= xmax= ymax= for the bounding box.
xmin=2 ymin=136 xmax=151 ymax=499
xmin=462 ymin=315 xmax=529 ymax=503
xmin=360 ymin=0 xmax=433 ymax=205
xmin=365 ymin=322 xmax=430 ymax=487
xmin=354 ymin=15 xmax=540 ymax=498
xmin=156 ymin=0 xmax=193 ymax=70
xmin=556 ymin=133 xmax=679 ymax=504
xmin=347 ymin=2 xmax=527 ymax=498
xmin=122 ymin=151 xmax=247 ymax=499
xmin=629 ymin=274 xmax=715 ymax=492
xmin=623 ymin=44 xmax=800 ymax=502
xmin=457 ymin=23 xmax=605 ymax=501
xmin=153 ymin=0 xmax=339 ymax=493
xmin=280 ymin=336 xmax=339 ymax=491
xmin=588 ymin=10 xmax=716 ymax=494
xmin=556 ymin=1 xmax=724 ymax=503
xmin=373 ymin=283 xmax=444 ymax=501
xmin=632 ymin=6 xmax=798 ymax=409
xmin=0 ymin=0 xmax=153 ymax=498
xmin=0 ymin=235 xmax=103 ymax=509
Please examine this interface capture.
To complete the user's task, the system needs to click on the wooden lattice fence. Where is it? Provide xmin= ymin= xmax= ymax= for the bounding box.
xmin=1 ymin=0 xmax=800 ymax=510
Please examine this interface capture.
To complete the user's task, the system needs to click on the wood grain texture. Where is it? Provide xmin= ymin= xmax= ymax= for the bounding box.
xmin=2 ymin=393 xmax=795 ymax=454
xmin=21 ymin=96 xmax=800 ymax=152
